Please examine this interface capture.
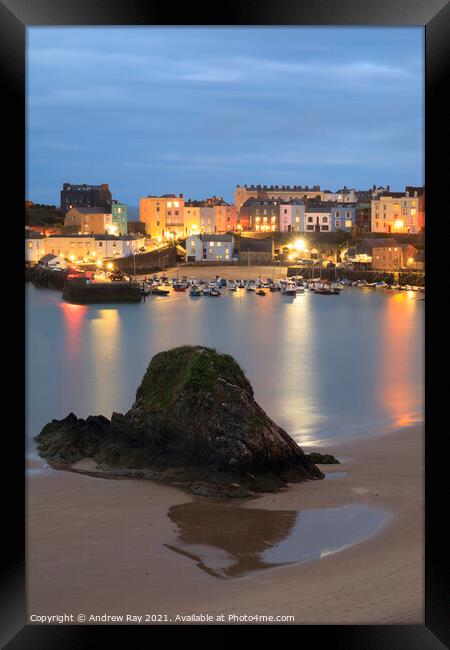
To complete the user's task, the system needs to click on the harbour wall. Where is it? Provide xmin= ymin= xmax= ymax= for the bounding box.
xmin=286 ymin=266 xmax=425 ymax=286
xmin=62 ymin=278 xmax=142 ymax=304
xmin=115 ymin=246 xmax=177 ymax=274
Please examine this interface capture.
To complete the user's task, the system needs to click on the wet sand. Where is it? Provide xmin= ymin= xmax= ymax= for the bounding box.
xmin=27 ymin=423 xmax=423 ymax=624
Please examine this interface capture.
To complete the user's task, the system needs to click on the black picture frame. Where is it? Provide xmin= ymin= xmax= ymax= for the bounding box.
xmin=3 ymin=0 xmax=448 ymax=646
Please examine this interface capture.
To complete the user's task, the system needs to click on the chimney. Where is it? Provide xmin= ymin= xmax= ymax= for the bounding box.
xmin=387 ymin=185 xmax=390 ymax=191
xmin=179 ymin=193 xmax=183 ymax=198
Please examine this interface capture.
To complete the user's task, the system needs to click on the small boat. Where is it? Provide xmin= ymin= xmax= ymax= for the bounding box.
xmin=246 ymin=283 xmax=256 ymax=292
xmin=173 ymin=283 xmax=187 ymax=291
xmin=314 ymin=288 xmax=340 ymax=295
xmin=282 ymin=283 xmax=296 ymax=296
xmin=189 ymin=286 xmax=202 ymax=297
xmin=151 ymin=287 xmax=170 ymax=296
xmin=256 ymin=289 xmax=266 ymax=296
xmin=228 ymin=281 xmax=237 ymax=291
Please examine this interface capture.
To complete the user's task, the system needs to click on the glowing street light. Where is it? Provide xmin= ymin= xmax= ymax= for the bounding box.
xmin=294 ymin=239 xmax=306 ymax=252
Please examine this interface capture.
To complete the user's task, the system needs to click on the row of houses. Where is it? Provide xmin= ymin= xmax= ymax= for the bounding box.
xmin=25 ymin=231 xmax=146 ymax=266
xmin=138 ymin=185 xmax=424 ymax=238
xmin=184 ymin=233 xmax=425 ymax=271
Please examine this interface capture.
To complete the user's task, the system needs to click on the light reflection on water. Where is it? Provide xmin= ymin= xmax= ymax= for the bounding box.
xmin=26 ymin=285 xmax=424 ymax=448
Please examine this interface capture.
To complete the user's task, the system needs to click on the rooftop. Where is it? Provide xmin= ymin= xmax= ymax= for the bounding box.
xmin=46 ymin=233 xmax=144 ymax=240
xmin=191 ymin=234 xmax=234 ymax=242
xmin=68 ymin=207 xmax=111 ymax=215
xmin=239 ymin=238 xmax=273 ymax=252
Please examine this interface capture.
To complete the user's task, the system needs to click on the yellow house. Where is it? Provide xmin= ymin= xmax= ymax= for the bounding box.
xmin=371 ymin=188 xmax=425 ymax=234
xmin=65 ymin=207 xmax=114 ymax=235
xmin=183 ymin=203 xmax=202 ymax=236
xmin=140 ymin=194 xmax=184 ymax=239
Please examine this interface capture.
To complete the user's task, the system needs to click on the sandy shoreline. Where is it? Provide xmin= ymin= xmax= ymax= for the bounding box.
xmin=136 ymin=264 xmax=291 ymax=282
xmin=26 ymin=423 xmax=423 ymax=625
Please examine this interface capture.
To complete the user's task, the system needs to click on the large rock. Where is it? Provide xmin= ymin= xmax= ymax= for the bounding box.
xmin=35 ymin=346 xmax=325 ymax=497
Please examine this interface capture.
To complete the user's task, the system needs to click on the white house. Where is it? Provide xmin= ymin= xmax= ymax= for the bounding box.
xmin=279 ymin=199 xmax=305 ymax=233
xmin=185 ymin=234 xmax=234 ymax=262
xmin=38 ymin=254 xmax=68 ymax=269
xmin=43 ymin=234 xmax=146 ymax=262
xmin=304 ymin=208 xmax=332 ymax=232
xmin=25 ymin=231 xmax=45 ymax=265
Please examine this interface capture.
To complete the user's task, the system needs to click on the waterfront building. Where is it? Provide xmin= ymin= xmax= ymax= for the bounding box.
xmin=185 ymin=234 xmax=234 ymax=262
xmin=212 ymin=200 xmax=237 ymax=233
xmin=43 ymin=234 xmax=146 ymax=263
xmin=139 ymin=194 xmax=185 ymax=239
xmin=304 ymin=206 xmax=332 ymax=232
xmin=183 ymin=202 xmax=202 ymax=236
xmin=371 ymin=187 xmax=425 ymax=234
xmin=330 ymin=204 xmax=356 ymax=232
xmin=64 ymin=207 xmax=115 ymax=235
xmin=411 ymin=249 xmax=425 ymax=270
xmin=355 ymin=201 xmax=372 ymax=233
xmin=371 ymin=242 xmax=420 ymax=271
xmin=110 ymin=201 xmax=128 ymax=235
xmin=25 ymin=230 xmax=45 ymax=265
xmin=60 ymin=182 xmax=112 ymax=215
xmin=234 ymin=184 xmax=323 ymax=210
xmin=38 ymin=253 xmax=67 ymax=269
xmin=199 ymin=204 xmax=216 ymax=234
xmin=238 ymin=238 xmax=274 ymax=264
xmin=351 ymin=237 xmax=421 ymax=271
xmin=279 ymin=199 xmax=305 ymax=233
xmin=243 ymin=198 xmax=280 ymax=232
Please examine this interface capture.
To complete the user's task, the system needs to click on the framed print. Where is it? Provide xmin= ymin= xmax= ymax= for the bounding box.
xmin=1 ymin=0 xmax=448 ymax=646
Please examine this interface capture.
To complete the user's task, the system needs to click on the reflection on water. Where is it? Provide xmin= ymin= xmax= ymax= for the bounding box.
xmin=164 ymin=501 xmax=388 ymax=578
xmin=26 ymin=285 xmax=424 ymax=448
xmin=377 ymin=292 xmax=422 ymax=428
xmin=325 ymin=471 xmax=348 ymax=480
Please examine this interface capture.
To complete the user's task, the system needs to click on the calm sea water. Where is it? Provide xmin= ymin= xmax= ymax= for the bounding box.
xmin=26 ymin=284 xmax=424 ymax=451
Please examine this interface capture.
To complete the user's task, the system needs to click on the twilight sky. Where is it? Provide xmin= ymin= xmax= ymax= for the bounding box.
xmin=27 ymin=27 xmax=424 ymax=206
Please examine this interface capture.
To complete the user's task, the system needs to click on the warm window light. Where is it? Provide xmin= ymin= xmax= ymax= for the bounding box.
xmin=106 ymin=262 xmax=114 ymax=270
xmin=407 ymin=257 xmax=414 ymax=265
xmin=394 ymin=219 xmax=404 ymax=231
xmin=96 ymin=260 xmax=103 ymax=267
xmin=69 ymin=254 xmax=76 ymax=261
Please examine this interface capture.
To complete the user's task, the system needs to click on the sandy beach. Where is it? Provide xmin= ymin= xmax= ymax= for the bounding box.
xmin=136 ymin=264 xmax=291 ymax=282
xmin=26 ymin=423 xmax=423 ymax=625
